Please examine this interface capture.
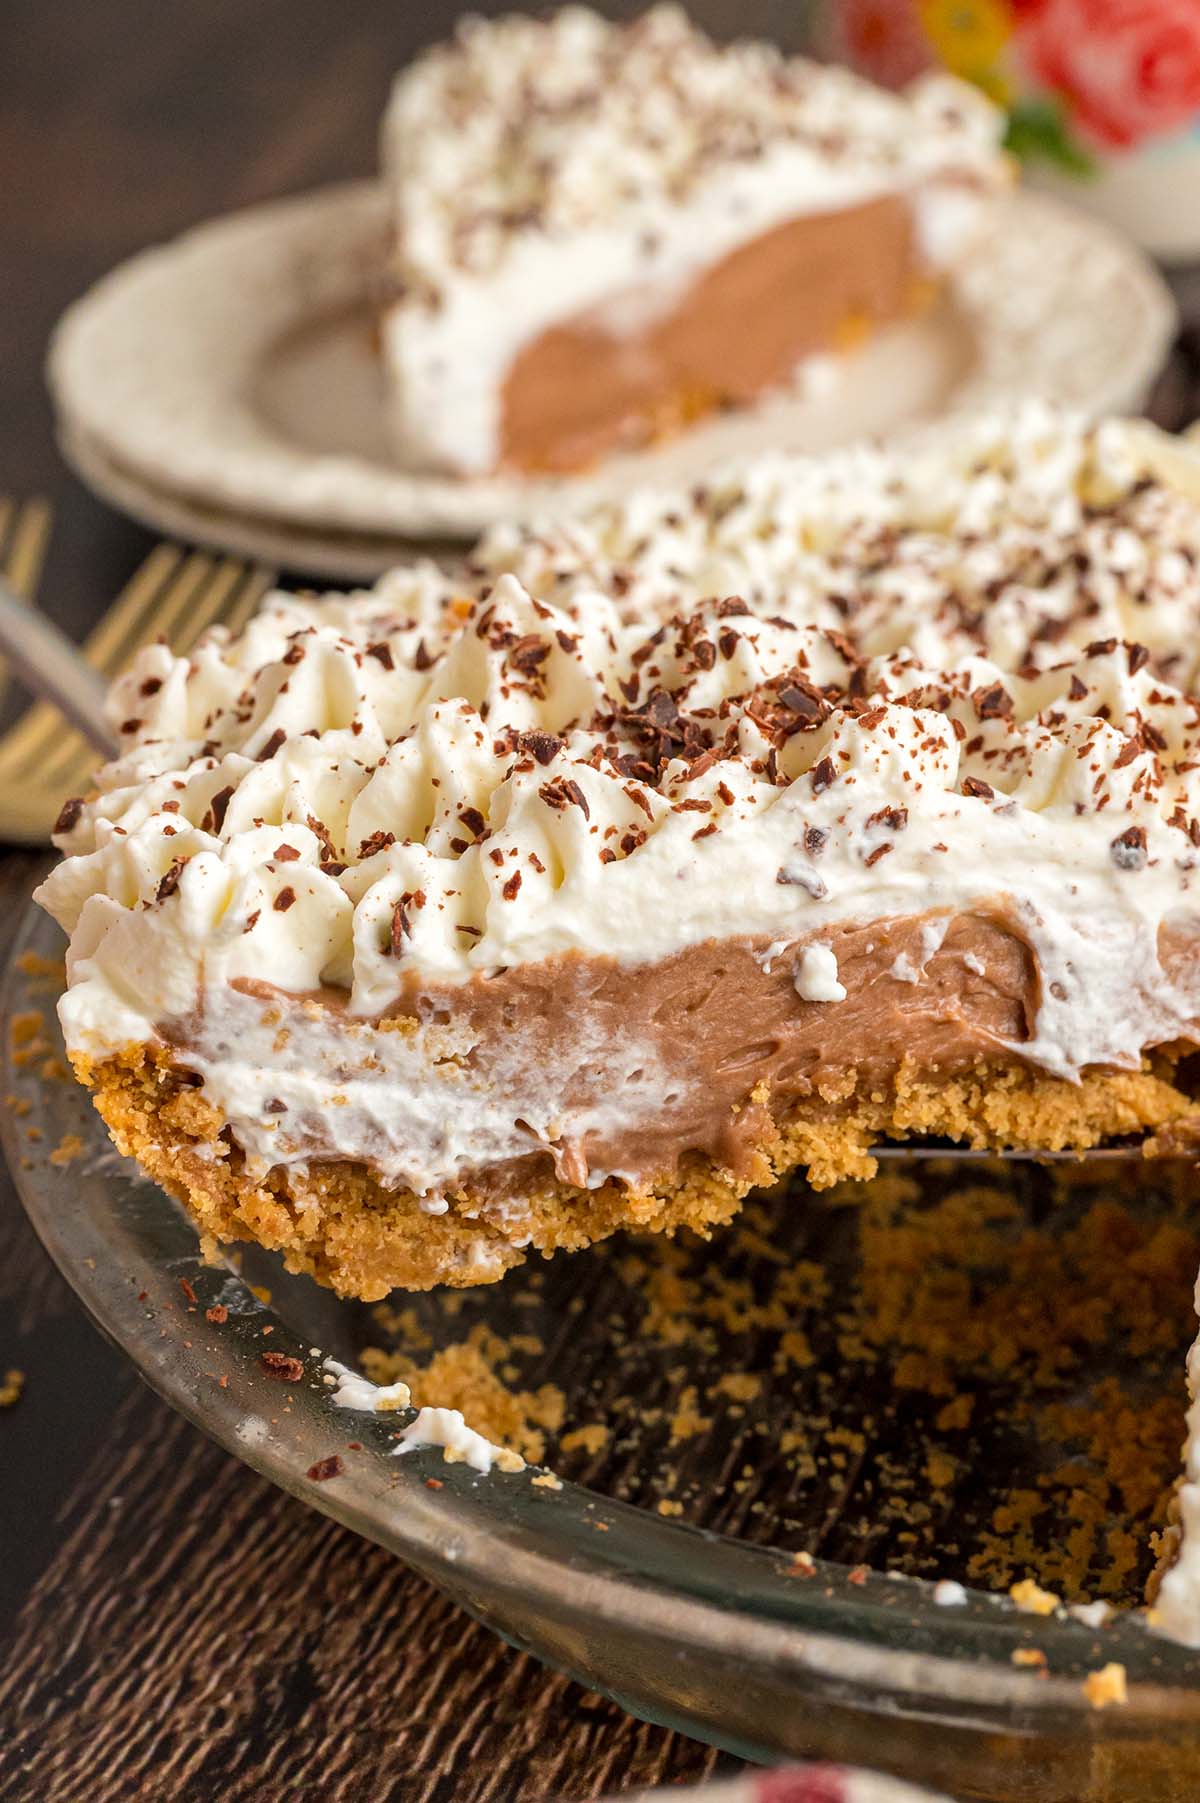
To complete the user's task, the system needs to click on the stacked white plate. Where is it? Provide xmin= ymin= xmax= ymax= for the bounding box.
xmin=49 ymin=180 xmax=1177 ymax=580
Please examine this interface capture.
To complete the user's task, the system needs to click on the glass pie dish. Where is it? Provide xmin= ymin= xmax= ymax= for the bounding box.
xmin=7 ymin=901 xmax=1200 ymax=1803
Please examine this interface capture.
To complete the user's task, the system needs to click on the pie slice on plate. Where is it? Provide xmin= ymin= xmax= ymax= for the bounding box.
xmin=379 ymin=4 xmax=1008 ymax=477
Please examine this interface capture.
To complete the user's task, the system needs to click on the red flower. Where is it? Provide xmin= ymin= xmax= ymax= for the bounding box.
xmin=832 ymin=0 xmax=933 ymax=88
xmin=1015 ymin=0 xmax=1200 ymax=148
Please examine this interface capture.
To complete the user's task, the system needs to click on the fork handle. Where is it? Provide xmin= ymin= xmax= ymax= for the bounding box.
xmin=0 ymin=576 xmax=118 ymax=759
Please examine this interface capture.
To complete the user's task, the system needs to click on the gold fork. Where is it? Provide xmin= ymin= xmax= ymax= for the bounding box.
xmin=0 ymin=496 xmax=55 ymax=712
xmin=0 ymin=542 xmax=277 ymax=844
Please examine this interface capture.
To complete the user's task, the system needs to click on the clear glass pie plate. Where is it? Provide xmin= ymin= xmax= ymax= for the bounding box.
xmin=7 ymin=901 xmax=1200 ymax=1803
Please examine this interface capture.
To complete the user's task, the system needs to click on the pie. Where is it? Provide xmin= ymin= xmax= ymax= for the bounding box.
xmin=378 ymin=4 xmax=1008 ymax=476
xmin=37 ymin=407 xmax=1200 ymax=1308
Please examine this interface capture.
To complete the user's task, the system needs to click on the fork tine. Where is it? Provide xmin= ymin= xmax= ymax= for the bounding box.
xmin=80 ymin=543 xmax=186 ymax=671
xmin=133 ymin=552 xmax=217 ymax=650
xmin=35 ymin=552 xmax=223 ymax=787
xmin=5 ymin=497 xmax=53 ymax=602
xmin=34 ymin=553 xmax=224 ymax=787
xmin=221 ymin=564 xmax=278 ymax=638
xmin=170 ymin=558 xmax=247 ymax=654
xmin=0 ymin=496 xmax=55 ymax=721
xmin=6 ymin=546 xmax=279 ymax=797
xmin=0 ymin=545 xmax=195 ymax=774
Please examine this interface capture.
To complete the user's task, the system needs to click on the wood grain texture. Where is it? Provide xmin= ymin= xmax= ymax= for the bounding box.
xmin=0 ymin=1391 xmax=728 ymax=1803
xmin=2 ymin=2 xmax=1200 ymax=1798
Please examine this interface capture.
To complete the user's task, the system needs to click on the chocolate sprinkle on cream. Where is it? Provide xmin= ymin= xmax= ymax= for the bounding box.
xmin=1111 ymin=825 xmax=1148 ymax=870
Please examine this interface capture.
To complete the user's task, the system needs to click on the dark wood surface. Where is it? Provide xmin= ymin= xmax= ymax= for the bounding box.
xmin=3 ymin=5 xmax=1200 ymax=1799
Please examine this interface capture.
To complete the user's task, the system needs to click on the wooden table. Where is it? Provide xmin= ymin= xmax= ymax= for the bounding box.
xmin=2 ymin=5 xmax=1200 ymax=1798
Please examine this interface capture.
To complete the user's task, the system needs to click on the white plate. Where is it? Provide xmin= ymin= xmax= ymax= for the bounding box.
xmin=49 ymin=180 xmax=1177 ymax=556
xmin=58 ymin=419 xmax=455 ymax=583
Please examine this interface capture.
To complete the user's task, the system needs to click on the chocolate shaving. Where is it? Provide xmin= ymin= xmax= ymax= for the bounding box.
xmin=155 ymin=858 xmax=187 ymax=903
xmin=777 ymin=680 xmax=828 ymax=726
xmin=256 ymin=728 xmax=287 ymax=762
xmin=391 ymin=888 xmax=426 ymax=955
xmin=539 ymin=777 xmax=590 ymax=818
xmin=204 ymin=785 xmax=235 ymax=834
xmin=521 ymin=730 xmax=563 ymax=766
xmin=1110 ymin=824 xmax=1148 ymax=870
xmin=305 ymin=813 xmax=339 ymax=862
xmin=510 ymin=634 xmax=550 ymax=676
xmin=562 ymin=778 xmax=590 ymax=819
xmin=53 ymin=797 xmax=84 ymax=836
xmin=359 ymin=829 xmax=396 ymax=859
xmin=307 ymin=1455 xmax=345 ymax=1482
xmin=972 ymin=682 xmax=1014 ymax=721
xmin=273 ymin=887 xmax=297 ymax=912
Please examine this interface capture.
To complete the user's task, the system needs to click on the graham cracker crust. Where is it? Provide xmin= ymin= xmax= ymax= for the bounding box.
xmin=73 ymin=1042 xmax=1198 ymax=1299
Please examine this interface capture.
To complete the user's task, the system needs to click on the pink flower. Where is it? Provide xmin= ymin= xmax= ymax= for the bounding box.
xmin=1015 ymin=0 xmax=1200 ymax=149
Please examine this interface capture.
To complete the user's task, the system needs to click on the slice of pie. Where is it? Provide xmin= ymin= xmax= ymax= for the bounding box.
xmin=36 ymin=410 xmax=1200 ymax=1300
xmin=379 ymin=4 xmax=1007 ymax=477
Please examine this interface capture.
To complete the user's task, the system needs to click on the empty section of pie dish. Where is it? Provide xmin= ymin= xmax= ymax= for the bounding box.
xmin=379 ymin=5 xmax=1009 ymax=477
xmin=33 ymin=406 xmax=1200 ymax=1307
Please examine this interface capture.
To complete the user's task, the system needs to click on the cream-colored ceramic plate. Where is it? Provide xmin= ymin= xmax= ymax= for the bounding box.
xmin=49 ymin=180 xmax=1176 ymax=559
xmin=58 ymin=419 xmax=455 ymax=583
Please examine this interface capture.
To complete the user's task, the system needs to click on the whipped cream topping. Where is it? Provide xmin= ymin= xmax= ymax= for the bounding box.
xmin=36 ymin=409 xmax=1200 ymax=1197
xmin=478 ymin=405 xmax=1200 ymax=689
xmin=380 ymin=5 xmax=1004 ymax=472
xmin=324 ymin=1358 xmax=525 ymax=1472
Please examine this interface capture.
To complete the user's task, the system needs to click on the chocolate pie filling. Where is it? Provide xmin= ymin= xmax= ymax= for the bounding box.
xmin=499 ymin=193 xmax=925 ymax=474
xmin=196 ymin=909 xmax=1059 ymax=1192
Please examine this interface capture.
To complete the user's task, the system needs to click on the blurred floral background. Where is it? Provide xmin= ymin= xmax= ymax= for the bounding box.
xmin=817 ymin=0 xmax=1200 ymax=255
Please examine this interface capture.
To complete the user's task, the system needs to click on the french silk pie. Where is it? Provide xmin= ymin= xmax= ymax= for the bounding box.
xmin=35 ymin=407 xmax=1200 ymax=1306
xmin=378 ymin=4 xmax=1008 ymax=477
